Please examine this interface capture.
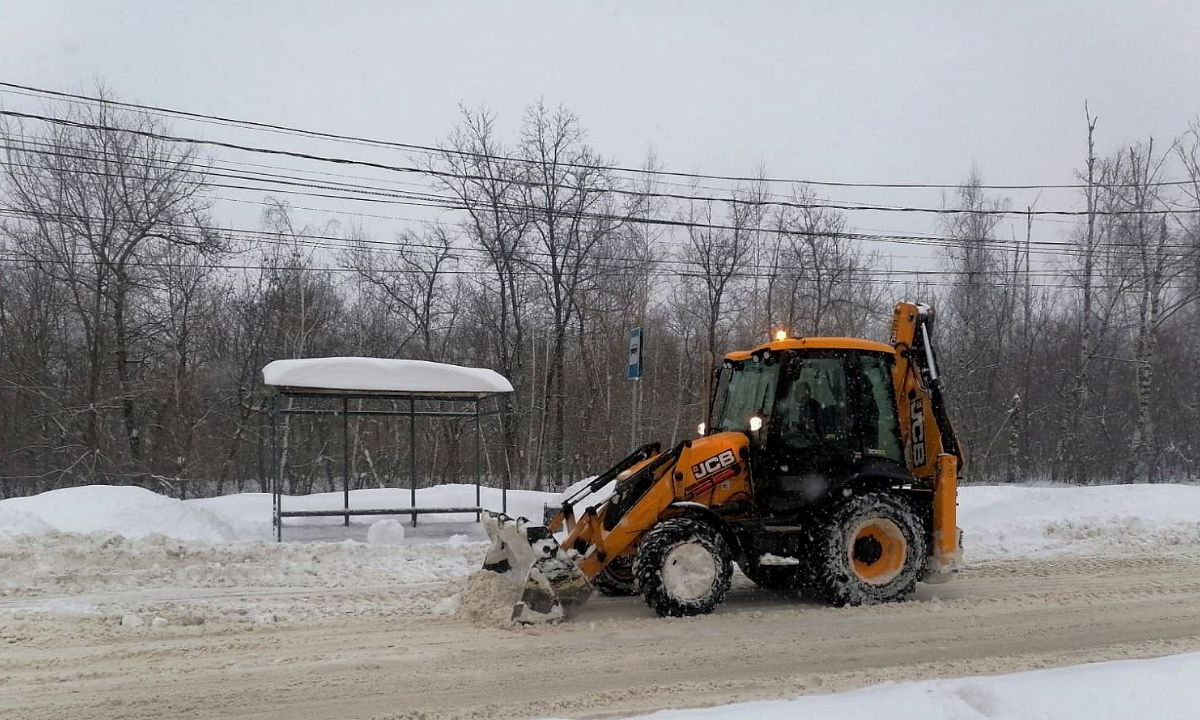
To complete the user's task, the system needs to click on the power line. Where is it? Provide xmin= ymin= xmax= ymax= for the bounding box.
xmin=0 ymin=206 xmax=1186 ymax=288
xmin=4 ymin=158 xmax=1194 ymax=270
xmin=2 ymin=150 xmax=1195 ymax=269
xmin=3 ymin=108 xmax=1197 ymax=220
xmin=3 ymin=80 xmax=1195 ymax=192
xmin=0 ymin=89 xmax=1094 ymax=229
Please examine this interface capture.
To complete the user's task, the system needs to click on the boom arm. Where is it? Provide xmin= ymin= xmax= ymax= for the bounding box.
xmin=890 ymin=301 xmax=965 ymax=475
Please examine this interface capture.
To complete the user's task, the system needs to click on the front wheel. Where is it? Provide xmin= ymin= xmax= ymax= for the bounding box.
xmin=634 ymin=517 xmax=733 ymax=617
xmin=807 ymin=492 xmax=926 ymax=606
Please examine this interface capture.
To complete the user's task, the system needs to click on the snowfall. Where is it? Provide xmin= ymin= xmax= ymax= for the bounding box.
xmin=2 ymin=480 xmax=1200 ymax=719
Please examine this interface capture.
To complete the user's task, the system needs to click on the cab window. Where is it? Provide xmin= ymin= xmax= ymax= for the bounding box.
xmin=775 ymin=357 xmax=850 ymax=448
xmin=853 ymin=354 xmax=904 ymax=462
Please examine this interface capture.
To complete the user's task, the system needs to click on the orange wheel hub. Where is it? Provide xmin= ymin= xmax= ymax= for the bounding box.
xmin=848 ymin=519 xmax=906 ymax=585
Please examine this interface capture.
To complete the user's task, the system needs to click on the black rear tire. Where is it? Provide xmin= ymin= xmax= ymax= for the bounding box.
xmin=634 ymin=517 xmax=733 ymax=617
xmin=592 ymin=555 xmax=636 ymax=597
xmin=807 ymin=492 xmax=926 ymax=606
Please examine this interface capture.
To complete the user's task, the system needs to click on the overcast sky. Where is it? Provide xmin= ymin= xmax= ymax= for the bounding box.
xmin=2 ymin=1 xmax=1199 ymax=262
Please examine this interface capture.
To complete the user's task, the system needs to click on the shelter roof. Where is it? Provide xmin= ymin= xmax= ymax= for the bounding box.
xmin=262 ymin=357 xmax=514 ymax=398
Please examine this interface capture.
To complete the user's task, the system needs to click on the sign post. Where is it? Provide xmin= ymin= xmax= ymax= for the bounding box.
xmin=627 ymin=327 xmax=643 ymax=381
xmin=628 ymin=327 xmax=643 ymax=451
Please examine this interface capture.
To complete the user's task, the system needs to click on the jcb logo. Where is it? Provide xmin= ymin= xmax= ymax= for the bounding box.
xmin=910 ymin=398 xmax=927 ymax=466
xmin=692 ymin=450 xmax=736 ymax=480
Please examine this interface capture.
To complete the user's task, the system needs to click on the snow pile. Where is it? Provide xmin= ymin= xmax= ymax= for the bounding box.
xmin=0 ymin=531 xmax=483 ymax=598
xmin=2 ymin=482 xmax=1198 ymax=561
xmin=0 ymin=483 xmax=553 ymax=544
xmin=261 ymin=356 xmax=513 ymax=395
xmin=581 ymin=651 xmax=1200 ymax=720
xmin=454 ymin=570 xmax=522 ymax=627
xmin=960 ymin=484 xmax=1200 ymax=560
xmin=0 ymin=506 xmax=54 ymax=537
xmin=1 ymin=481 xmax=1198 ymax=625
xmin=0 ymin=485 xmax=265 ymax=543
xmin=366 ymin=519 xmax=406 ymax=545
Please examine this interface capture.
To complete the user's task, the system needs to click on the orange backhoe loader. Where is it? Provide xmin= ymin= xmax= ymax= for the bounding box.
xmin=482 ymin=301 xmax=964 ymax=623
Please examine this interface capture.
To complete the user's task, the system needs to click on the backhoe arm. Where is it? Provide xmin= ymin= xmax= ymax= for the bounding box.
xmin=891 ymin=301 xmax=964 ymax=578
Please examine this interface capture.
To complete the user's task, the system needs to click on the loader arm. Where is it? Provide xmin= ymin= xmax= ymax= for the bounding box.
xmin=479 ymin=443 xmax=681 ymax=624
xmin=481 ymin=433 xmax=753 ymax=623
xmin=549 ymin=442 xmax=662 ymax=534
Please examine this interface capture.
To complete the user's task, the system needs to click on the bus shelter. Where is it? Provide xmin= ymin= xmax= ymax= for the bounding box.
xmin=262 ymin=357 xmax=513 ymax=541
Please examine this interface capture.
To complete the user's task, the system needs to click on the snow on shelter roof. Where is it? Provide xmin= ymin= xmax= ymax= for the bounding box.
xmin=261 ymin=357 xmax=514 ymax=397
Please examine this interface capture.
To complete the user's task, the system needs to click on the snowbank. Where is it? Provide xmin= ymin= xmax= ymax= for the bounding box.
xmin=1 ymin=482 xmax=1197 ymax=560
xmin=0 ymin=506 xmax=54 ymax=537
xmin=0 ymin=483 xmax=552 ymax=544
xmin=0 ymin=485 xmax=264 ymax=543
xmin=582 ymin=650 xmax=1200 ymax=720
xmin=960 ymin=483 xmax=1200 ymax=560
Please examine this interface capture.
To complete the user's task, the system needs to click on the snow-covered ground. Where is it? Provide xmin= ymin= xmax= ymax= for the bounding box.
xmin=0 ymin=484 xmax=550 ymax=619
xmin=1 ymin=480 xmax=1197 ymax=620
xmin=959 ymin=483 xmax=1200 ymax=558
xmin=2 ymin=481 xmax=1199 ymax=719
xmin=582 ymin=651 xmax=1200 ymax=720
xmin=3 ymin=481 xmax=1198 ymax=555
xmin=0 ymin=482 xmax=553 ymax=543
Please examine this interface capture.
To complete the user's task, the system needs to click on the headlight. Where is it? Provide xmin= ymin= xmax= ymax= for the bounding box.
xmin=697 ymin=422 xmax=706 ymax=436
xmin=748 ymin=415 xmax=763 ymax=432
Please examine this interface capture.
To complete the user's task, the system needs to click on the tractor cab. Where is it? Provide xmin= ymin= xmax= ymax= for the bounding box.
xmin=708 ymin=338 xmax=907 ymax=512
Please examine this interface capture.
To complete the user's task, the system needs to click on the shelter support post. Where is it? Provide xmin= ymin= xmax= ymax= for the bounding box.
xmin=474 ymin=402 xmax=482 ymax=522
xmin=499 ymin=397 xmax=510 ymax=514
xmin=409 ymin=397 xmax=417 ymax=527
xmin=271 ymin=394 xmax=281 ymax=542
xmin=342 ymin=396 xmax=350 ymax=527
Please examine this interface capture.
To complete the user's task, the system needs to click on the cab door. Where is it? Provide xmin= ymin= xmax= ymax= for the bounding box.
xmin=756 ymin=352 xmax=857 ymax=510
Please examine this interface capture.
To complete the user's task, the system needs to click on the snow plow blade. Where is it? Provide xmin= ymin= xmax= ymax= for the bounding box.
xmin=481 ymin=511 xmax=593 ymax=624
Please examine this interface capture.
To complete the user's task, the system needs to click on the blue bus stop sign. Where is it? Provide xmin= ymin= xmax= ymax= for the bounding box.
xmin=627 ymin=327 xmax=643 ymax=380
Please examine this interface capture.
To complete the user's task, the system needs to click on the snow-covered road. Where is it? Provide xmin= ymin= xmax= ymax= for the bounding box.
xmin=2 ymin=552 xmax=1200 ymax=719
xmin=2 ymin=482 xmax=1199 ymax=719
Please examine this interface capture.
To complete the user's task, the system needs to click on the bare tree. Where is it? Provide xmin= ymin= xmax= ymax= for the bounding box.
xmin=768 ymin=184 xmax=883 ymax=338
xmin=0 ymin=91 xmax=221 ymax=481
xmin=343 ymin=225 xmax=459 ymax=360
xmin=678 ymin=182 xmax=765 ymax=425
xmin=515 ymin=100 xmax=618 ymax=489
xmin=434 ymin=105 xmax=530 ymax=483
xmin=1105 ymin=139 xmax=1200 ymax=481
